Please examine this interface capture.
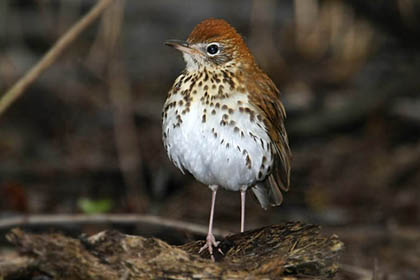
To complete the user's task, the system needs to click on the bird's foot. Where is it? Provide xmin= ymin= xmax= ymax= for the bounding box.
xmin=199 ymin=233 xmax=223 ymax=261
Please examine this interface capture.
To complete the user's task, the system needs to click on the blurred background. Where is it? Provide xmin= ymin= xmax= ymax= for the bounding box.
xmin=1 ymin=0 xmax=420 ymax=278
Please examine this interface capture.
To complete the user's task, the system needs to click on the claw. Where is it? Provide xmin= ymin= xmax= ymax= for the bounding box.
xmin=199 ymin=233 xmax=223 ymax=261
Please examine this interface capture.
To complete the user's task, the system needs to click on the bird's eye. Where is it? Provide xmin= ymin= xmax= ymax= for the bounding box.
xmin=206 ymin=44 xmax=219 ymax=56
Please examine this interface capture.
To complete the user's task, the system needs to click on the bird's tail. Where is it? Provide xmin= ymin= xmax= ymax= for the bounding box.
xmin=251 ymin=175 xmax=284 ymax=210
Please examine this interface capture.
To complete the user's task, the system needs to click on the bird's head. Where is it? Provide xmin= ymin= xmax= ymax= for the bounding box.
xmin=165 ymin=18 xmax=253 ymax=72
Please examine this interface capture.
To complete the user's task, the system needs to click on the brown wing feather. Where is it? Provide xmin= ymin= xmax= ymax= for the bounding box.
xmin=246 ymin=67 xmax=292 ymax=207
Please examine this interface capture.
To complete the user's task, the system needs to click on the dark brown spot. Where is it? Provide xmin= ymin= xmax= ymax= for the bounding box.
xmin=222 ymin=70 xmax=229 ymax=79
xmin=234 ymin=126 xmax=239 ymax=133
xmin=202 ymin=114 xmax=206 ymax=123
xmin=249 ymin=111 xmax=255 ymax=122
xmin=184 ymin=75 xmax=192 ymax=83
xmin=204 ymin=85 xmax=208 ymax=91
xmin=178 ymin=100 xmax=183 ymax=106
xmin=218 ymin=87 xmax=223 ymax=95
xmin=228 ymin=108 xmax=234 ymax=114
xmin=188 ymin=82 xmax=194 ymax=92
xmin=211 ymin=109 xmax=216 ymax=115
xmin=246 ymin=155 xmax=251 ymax=169
xmin=222 ymin=114 xmax=229 ymax=120
xmin=249 ymin=132 xmax=257 ymax=140
xmin=257 ymin=171 xmax=263 ymax=179
xmin=222 ymin=105 xmax=228 ymax=110
xmin=223 ymin=77 xmax=235 ymax=90
xmin=215 ymin=103 xmax=220 ymax=108
xmin=230 ymin=120 xmax=236 ymax=126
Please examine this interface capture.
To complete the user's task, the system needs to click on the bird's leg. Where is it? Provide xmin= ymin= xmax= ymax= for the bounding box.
xmin=199 ymin=185 xmax=223 ymax=260
xmin=240 ymin=187 xmax=246 ymax=233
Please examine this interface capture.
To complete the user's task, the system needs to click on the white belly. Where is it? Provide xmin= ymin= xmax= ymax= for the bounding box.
xmin=162 ymin=89 xmax=273 ymax=191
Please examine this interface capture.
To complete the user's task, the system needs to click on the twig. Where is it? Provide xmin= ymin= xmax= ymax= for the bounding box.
xmin=0 ymin=214 xmax=231 ymax=237
xmin=104 ymin=0 xmax=146 ymax=212
xmin=0 ymin=0 xmax=115 ymax=117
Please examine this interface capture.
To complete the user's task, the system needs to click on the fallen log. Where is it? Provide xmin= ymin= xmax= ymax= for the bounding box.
xmin=2 ymin=221 xmax=343 ymax=279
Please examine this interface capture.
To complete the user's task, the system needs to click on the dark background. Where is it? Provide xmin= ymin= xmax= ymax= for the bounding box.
xmin=1 ymin=0 xmax=419 ymax=279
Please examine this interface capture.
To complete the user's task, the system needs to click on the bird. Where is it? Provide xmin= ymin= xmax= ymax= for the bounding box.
xmin=162 ymin=18 xmax=292 ymax=260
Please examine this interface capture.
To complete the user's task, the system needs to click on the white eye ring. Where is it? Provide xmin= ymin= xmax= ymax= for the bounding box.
xmin=206 ymin=43 xmax=220 ymax=56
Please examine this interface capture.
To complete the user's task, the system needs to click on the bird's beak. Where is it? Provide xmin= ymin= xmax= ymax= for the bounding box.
xmin=165 ymin=40 xmax=200 ymax=56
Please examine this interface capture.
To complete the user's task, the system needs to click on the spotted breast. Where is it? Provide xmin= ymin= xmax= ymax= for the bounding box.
xmin=163 ymin=65 xmax=274 ymax=193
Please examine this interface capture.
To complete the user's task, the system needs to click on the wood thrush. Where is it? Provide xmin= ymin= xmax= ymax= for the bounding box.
xmin=162 ymin=18 xmax=292 ymax=260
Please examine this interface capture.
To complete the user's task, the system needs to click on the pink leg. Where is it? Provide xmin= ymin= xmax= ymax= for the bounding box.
xmin=199 ymin=185 xmax=222 ymax=260
xmin=240 ymin=189 xmax=246 ymax=232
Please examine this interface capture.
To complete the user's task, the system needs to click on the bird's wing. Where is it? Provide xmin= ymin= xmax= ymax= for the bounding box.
xmin=247 ymin=69 xmax=292 ymax=206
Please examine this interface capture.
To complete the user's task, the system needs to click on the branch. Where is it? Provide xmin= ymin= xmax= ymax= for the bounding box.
xmin=0 ymin=214 xmax=231 ymax=237
xmin=0 ymin=0 xmax=115 ymax=117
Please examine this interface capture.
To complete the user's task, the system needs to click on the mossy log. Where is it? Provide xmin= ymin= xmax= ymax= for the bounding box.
xmin=2 ymin=222 xmax=343 ymax=279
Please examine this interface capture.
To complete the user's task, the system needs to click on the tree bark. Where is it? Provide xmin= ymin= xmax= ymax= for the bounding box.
xmin=2 ymin=222 xmax=343 ymax=279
